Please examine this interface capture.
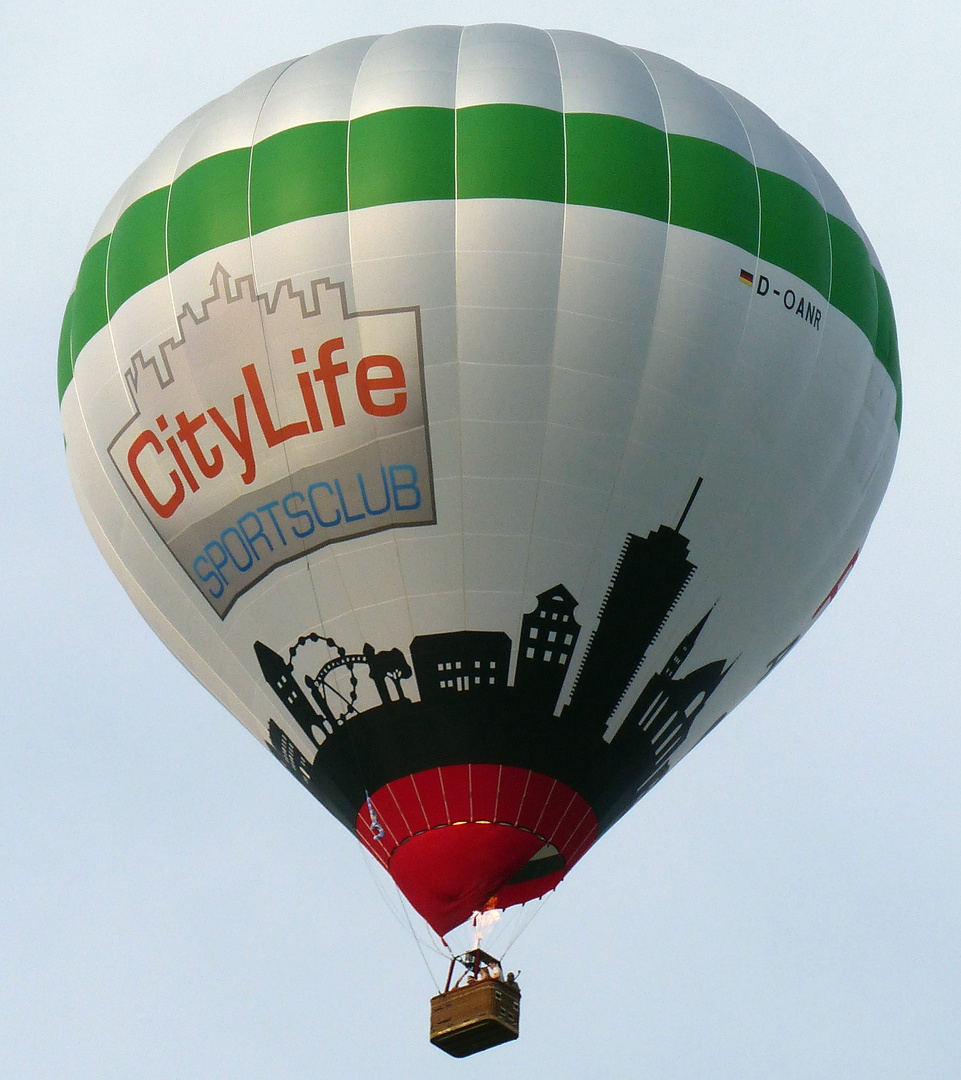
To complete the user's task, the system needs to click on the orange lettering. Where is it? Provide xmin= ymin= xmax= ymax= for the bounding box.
xmin=356 ymin=354 xmax=407 ymax=417
xmin=127 ymin=429 xmax=184 ymax=519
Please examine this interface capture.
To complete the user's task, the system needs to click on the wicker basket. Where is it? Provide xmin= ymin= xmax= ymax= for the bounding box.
xmin=429 ymin=978 xmax=521 ymax=1058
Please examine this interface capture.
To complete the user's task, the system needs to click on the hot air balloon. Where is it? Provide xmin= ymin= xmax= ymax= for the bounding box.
xmin=59 ymin=25 xmax=900 ymax=1055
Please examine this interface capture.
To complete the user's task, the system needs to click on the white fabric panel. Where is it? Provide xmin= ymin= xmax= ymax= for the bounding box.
xmin=171 ymin=62 xmax=292 ymax=174
xmin=86 ymin=108 xmax=209 ymax=249
xmin=526 ymin=205 xmax=668 ymax=599
xmin=348 ymin=25 xmax=462 ymax=116
xmin=791 ymin=139 xmax=876 ymax=255
xmin=254 ymin=38 xmax=377 ymax=138
xmin=709 ymin=82 xmax=824 ymax=201
xmin=549 ymin=28 xmax=663 ymax=126
xmin=454 ymin=24 xmax=562 ymax=110
xmin=631 ymin=48 xmax=753 ymax=160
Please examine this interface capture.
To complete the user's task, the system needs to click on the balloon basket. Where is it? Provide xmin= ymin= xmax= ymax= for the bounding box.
xmin=429 ymin=950 xmax=521 ymax=1058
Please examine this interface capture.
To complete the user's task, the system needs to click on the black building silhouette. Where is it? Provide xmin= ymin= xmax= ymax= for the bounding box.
xmin=514 ymin=585 xmax=581 ymax=714
xmin=564 ymin=523 xmax=697 ymax=734
xmin=267 ymin=718 xmax=314 ymax=782
xmin=255 ymin=640 xmax=326 ymax=745
xmin=253 ymin=480 xmax=741 ymax=839
xmin=410 ymin=631 xmax=512 ymax=703
xmin=617 ymin=609 xmax=731 ymax=764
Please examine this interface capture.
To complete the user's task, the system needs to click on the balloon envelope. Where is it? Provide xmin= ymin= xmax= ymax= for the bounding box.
xmin=60 ymin=25 xmax=900 ymax=937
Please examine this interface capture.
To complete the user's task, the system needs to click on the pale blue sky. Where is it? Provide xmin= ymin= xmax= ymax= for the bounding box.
xmin=3 ymin=2 xmax=959 ymax=1076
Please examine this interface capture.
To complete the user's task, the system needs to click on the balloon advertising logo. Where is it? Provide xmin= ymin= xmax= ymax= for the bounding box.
xmin=107 ymin=266 xmax=434 ymax=616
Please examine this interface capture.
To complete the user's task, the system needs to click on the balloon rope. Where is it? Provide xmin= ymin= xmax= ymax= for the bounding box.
xmin=499 ymin=897 xmax=549 ymax=963
xmin=353 ymin=844 xmax=446 ymax=991
xmin=333 ymin=646 xmax=446 ymax=988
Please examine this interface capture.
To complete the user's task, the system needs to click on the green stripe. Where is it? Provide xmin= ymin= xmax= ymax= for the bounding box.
xmin=668 ymin=134 xmax=759 ymax=255
xmin=251 ymin=122 xmax=348 ymax=231
xmin=827 ymin=215 xmax=879 ymax=345
xmin=168 ymin=147 xmax=251 ymax=271
xmin=57 ymin=292 xmax=75 ymax=401
xmin=758 ymin=169 xmax=832 ymax=297
xmin=873 ymin=269 xmax=901 ymax=428
xmin=457 ymin=103 xmax=565 ymax=202
xmin=59 ymin=103 xmax=901 ymax=428
xmin=349 ymin=108 xmax=454 ymax=209
xmin=566 ymin=112 xmax=668 ymax=220
xmin=67 ymin=235 xmax=109 ymax=376
xmin=107 ymin=186 xmax=169 ymax=317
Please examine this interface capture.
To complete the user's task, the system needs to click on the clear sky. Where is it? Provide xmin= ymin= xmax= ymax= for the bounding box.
xmin=4 ymin=2 xmax=959 ymax=1077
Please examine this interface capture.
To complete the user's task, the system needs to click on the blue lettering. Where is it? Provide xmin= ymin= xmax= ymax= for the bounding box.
xmin=307 ymin=482 xmax=342 ymax=528
xmin=238 ymin=510 xmax=274 ymax=559
xmin=283 ymin=491 xmax=315 ymax=538
xmin=193 ymin=553 xmax=226 ymax=599
xmin=335 ymin=477 xmax=366 ymax=523
xmin=221 ymin=526 xmax=254 ymax=572
xmin=358 ymin=467 xmax=390 ymax=516
xmin=389 ymin=464 xmax=421 ymax=511
xmin=204 ymin=539 xmax=230 ymax=585
xmin=256 ymin=501 xmax=288 ymax=547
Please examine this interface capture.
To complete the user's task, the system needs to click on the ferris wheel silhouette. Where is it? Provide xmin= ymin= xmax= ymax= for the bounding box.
xmin=289 ymin=633 xmax=368 ymax=730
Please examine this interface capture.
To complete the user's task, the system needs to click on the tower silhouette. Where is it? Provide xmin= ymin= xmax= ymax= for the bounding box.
xmin=255 ymin=640 xmax=323 ymax=745
xmin=618 ymin=607 xmax=729 ymax=761
xmin=564 ymin=481 xmax=702 ymax=735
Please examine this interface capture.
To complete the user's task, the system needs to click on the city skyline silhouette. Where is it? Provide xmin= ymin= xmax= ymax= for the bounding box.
xmin=254 ymin=481 xmax=735 ymax=836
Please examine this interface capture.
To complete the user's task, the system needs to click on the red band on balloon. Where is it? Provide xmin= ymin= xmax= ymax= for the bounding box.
xmin=355 ymin=764 xmax=597 ymax=935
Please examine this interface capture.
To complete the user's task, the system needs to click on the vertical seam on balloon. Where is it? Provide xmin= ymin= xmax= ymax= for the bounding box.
xmin=346 ymin=39 xmax=422 ymax=663
xmin=312 ymin=38 xmax=389 ymax=808
xmin=548 ymin=789 xmax=579 ymax=848
xmin=530 ymin=777 xmax=557 ymax=835
xmin=493 ymin=763 xmax=503 ymax=822
xmin=546 ymin=786 xmax=578 ymax=842
xmin=565 ymin=807 xmax=599 ymax=864
xmin=679 ymin=80 xmax=763 ymax=601
xmin=148 ymin=78 xmax=255 ymax=671
xmin=247 ymin=59 xmax=315 ymax=626
xmin=514 ymin=769 xmax=533 ymax=827
xmin=516 ymin=27 xmax=571 ymax=669
xmin=383 ymin=780 xmax=414 ymax=842
xmin=452 ymin=25 xmax=468 ymax=630
xmin=327 ymin=37 xmax=384 ymax=674
xmin=408 ymin=771 xmax=431 ymax=833
xmin=563 ymin=45 xmax=673 ymax=692
xmin=719 ymin=110 xmax=866 ymax=632
xmin=785 ymin=167 xmax=890 ymax=556
xmin=437 ymin=765 xmax=451 ymax=824
xmin=804 ymin=433 xmax=895 ymax=620
xmin=704 ymin=107 xmax=838 ymax=616
xmin=231 ymin=66 xmax=321 ymax=744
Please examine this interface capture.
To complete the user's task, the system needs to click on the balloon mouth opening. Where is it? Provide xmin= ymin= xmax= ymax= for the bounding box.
xmin=387 ymin=822 xmax=560 ymax=935
xmin=355 ymin=764 xmax=598 ymax=937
